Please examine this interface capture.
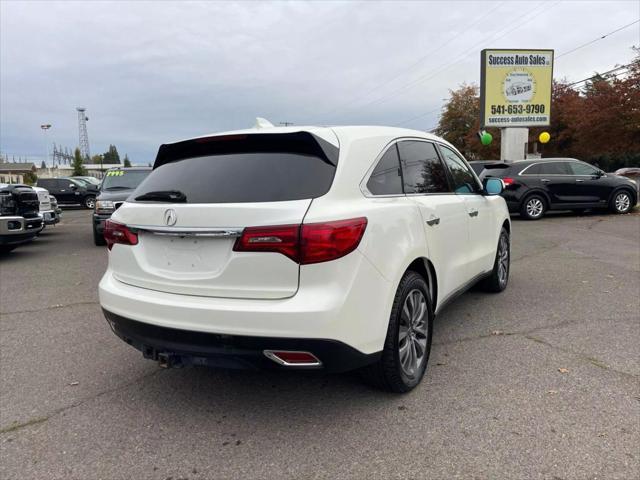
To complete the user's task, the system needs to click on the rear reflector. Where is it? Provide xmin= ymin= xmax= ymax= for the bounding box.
xmin=104 ymin=220 xmax=139 ymax=250
xmin=263 ymin=350 xmax=322 ymax=366
xmin=502 ymin=177 xmax=515 ymax=186
xmin=233 ymin=217 xmax=367 ymax=265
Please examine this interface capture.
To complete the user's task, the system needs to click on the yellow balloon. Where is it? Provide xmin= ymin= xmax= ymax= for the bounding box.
xmin=539 ymin=132 xmax=551 ymax=144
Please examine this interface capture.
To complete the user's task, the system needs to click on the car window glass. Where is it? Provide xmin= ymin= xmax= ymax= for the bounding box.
xmin=366 ymin=146 xmax=403 ymax=195
xmin=538 ymin=162 xmax=571 ymax=175
xmin=523 ymin=163 xmax=541 ymax=175
xmin=438 ymin=145 xmax=480 ymax=194
xmin=569 ymin=162 xmax=598 ymax=176
xmin=397 ymin=141 xmax=450 ymax=194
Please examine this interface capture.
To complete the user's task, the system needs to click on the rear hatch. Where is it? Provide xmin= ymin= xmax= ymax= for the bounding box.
xmin=110 ymin=131 xmax=339 ymax=299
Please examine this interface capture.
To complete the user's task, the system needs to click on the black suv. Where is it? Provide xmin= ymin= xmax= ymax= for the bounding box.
xmin=36 ymin=177 xmax=96 ymax=209
xmin=0 ymin=184 xmax=43 ymax=253
xmin=93 ymin=167 xmax=151 ymax=245
xmin=473 ymin=158 xmax=638 ymax=220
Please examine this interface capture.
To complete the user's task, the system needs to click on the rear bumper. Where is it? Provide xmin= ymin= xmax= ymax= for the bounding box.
xmin=103 ymin=309 xmax=380 ymax=372
xmin=99 ymin=249 xmax=393 ymax=355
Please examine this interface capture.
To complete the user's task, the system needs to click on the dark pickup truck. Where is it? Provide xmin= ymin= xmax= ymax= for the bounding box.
xmin=0 ymin=183 xmax=44 ymax=253
xmin=93 ymin=167 xmax=151 ymax=245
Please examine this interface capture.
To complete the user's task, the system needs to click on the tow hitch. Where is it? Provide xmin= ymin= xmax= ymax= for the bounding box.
xmin=157 ymin=352 xmax=182 ymax=369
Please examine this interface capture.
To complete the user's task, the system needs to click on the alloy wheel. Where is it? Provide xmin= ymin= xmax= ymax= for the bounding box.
xmin=615 ymin=193 xmax=630 ymax=213
xmin=497 ymin=233 xmax=509 ymax=286
xmin=398 ymin=289 xmax=429 ymax=378
xmin=85 ymin=197 xmax=95 ymax=209
xmin=526 ymin=198 xmax=544 ymax=218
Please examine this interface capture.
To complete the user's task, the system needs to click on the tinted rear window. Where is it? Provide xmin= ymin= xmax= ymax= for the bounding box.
xmin=133 ymin=133 xmax=338 ymax=204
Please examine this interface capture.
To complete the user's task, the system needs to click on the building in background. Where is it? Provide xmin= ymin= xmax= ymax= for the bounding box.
xmin=0 ymin=162 xmax=36 ymax=184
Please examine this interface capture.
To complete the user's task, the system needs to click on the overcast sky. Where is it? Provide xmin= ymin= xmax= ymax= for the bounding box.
xmin=1 ymin=0 xmax=638 ymax=164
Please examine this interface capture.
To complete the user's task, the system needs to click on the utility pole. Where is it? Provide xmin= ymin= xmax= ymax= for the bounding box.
xmin=77 ymin=107 xmax=91 ymax=160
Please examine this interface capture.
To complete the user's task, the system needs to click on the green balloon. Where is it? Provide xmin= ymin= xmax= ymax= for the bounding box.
xmin=481 ymin=132 xmax=493 ymax=146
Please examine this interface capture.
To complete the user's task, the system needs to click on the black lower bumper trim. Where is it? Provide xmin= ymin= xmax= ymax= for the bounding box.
xmin=102 ymin=310 xmax=381 ymax=373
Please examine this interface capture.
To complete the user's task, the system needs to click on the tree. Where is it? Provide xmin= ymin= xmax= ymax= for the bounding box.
xmin=40 ymin=160 xmax=46 ymax=169
xmin=123 ymin=154 xmax=132 ymax=167
xmin=101 ymin=145 xmax=121 ymax=165
xmin=72 ymin=148 xmax=88 ymax=176
xmin=23 ymin=171 xmax=37 ymax=185
xmin=436 ymin=83 xmax=500 ymax=160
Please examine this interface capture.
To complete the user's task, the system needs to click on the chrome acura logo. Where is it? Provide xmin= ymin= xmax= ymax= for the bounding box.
xmin=163 ymin=208 xmax=177 ymax=226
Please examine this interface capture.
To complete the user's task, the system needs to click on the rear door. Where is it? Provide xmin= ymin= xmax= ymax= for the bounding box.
xmin=109 ymin=131 xmax=338 ymax=300
xmin=536 ymin=161 xmax=573 ymax=205
xmin=396 ymin=140 xmax=471 ymax=300
xmin=437 ymin=144 xmax=497 ymax=276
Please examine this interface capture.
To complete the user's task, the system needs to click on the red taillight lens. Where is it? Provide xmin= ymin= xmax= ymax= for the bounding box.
xmin=233 ymin=217 xmax=367 ymax=265
xmin=232 ymin=224 xmax=300 ymax=261
xmin=502 ymin=177 xmax=515 ymax=186
xmin=104 ymin=220 xmax=138 ymax=250
xmin=300 ymin=217 xmax=367 ymax=264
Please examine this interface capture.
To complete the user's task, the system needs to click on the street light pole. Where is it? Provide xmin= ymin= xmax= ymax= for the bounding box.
xmin=40 ymin=124 xmax=52 ymax=170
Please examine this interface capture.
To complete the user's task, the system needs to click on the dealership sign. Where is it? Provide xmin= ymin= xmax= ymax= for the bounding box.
xmin=480 ymin=49 xmax=554 ymax=127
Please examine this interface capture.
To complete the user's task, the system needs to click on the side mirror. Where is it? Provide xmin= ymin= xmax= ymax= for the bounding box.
xmin=595 ymin=170 xmax=604 ymax=178
xmin=483 ymin=177 xmax=504 ymax=195
xmin=69 ymin=183 xmax=77 ymax=189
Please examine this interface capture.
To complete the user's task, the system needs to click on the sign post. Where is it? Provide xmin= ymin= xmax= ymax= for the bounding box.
xmin=480 ymin=49 xmax=554 ymax=161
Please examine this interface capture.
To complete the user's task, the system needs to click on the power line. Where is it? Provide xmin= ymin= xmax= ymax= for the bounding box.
xmin=566 ymin=64 xmax=632 ymax=87
xmin=556 ymin=19 xmax=640 ymax=59
xmin=330 ymin=0 xmax=560 ymax=121
xmin=318 ymin=1 xmax=507 ymax=119
xmin=393 ymin=106 xmax=443 ymax=127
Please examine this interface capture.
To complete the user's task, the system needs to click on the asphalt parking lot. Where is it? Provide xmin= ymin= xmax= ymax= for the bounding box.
xmin=1 ymin=208 xmax=638 ymax=480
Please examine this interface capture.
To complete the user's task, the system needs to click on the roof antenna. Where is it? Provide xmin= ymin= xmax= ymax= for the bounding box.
xmin=254 ymin=117 xmax=275 ymax=129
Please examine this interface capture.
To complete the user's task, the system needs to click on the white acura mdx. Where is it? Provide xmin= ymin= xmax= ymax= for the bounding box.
xmin=99 ymin=125 xmax=510 ymax=392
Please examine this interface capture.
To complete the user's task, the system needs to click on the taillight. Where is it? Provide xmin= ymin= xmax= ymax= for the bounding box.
xmin=232 ymin=224 xmax=300 ymax=261
xmin=502 ymin=177 xmax=515 ymax=186
xmin=104 ymin=220 xmax=138 ymax=250
xmin=233 ymin=217 xmax=367 ymax=265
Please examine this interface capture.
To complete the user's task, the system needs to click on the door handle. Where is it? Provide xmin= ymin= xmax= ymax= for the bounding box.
xmin=426 ymin=216 xmax=440 ymax=226
xmin=468 ymin=209 xmax=479 ymax=217
xmin=575 ymin=179 xmax=584 ymax=183
xmin=540 ymin=179 xmax=550 ymax=183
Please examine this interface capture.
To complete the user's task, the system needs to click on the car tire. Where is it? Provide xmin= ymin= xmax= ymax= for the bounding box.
xmin=93 ymin=225 xmax=107 ymax=246
xmin=520 ymin=194 xmax=546 ymax=220
xmin=84 ymin=196 xmax=96 ymax=209
xmin=361 ymin=271 xmax=433 ymax=393
xmin=480 ymin=227 xmax=510 ymax=293
xmin=609 ymin=190 xmax=633 ymax=214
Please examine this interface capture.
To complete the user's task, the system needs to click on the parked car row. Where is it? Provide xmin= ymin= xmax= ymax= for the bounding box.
xmin=0 ymin=182 xmax=61 ymax=253
xmin=469 ymin=158 xmax=638 ymax=220
xmin=36 ymin=177 xmax=98 ymax=209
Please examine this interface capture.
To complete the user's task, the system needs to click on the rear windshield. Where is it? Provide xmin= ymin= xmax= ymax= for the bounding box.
xmin=132 ymin=132 xmax=338 ymax=204
xmin=102 ymin=170 xmax=150 ymax=190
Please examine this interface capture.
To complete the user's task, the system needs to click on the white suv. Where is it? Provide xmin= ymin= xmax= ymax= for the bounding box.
xmin=99 ymin=126 xmax=510 ymax=392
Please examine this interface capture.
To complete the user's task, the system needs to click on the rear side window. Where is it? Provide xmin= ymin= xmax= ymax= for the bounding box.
xmin=438 ymin=145 xmax=481 ymax=194
xmin=134 ymin=133 xmax=338 ymax=204
xmin=397 ymin=141 xmax=450 ymax=194
xmin=569 ymin=162 xmax=598 ymax=176
xmin=538 ymin=162 xmax=571 ymax=175
xmin=522 ymin=163 xmax=541 ymax=175
xmin=366 ymin=146 xmax=403 ymax=195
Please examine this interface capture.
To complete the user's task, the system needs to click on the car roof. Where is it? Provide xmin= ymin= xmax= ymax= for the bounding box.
xmin=166 ymin=125 xmax=452 ymax=150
